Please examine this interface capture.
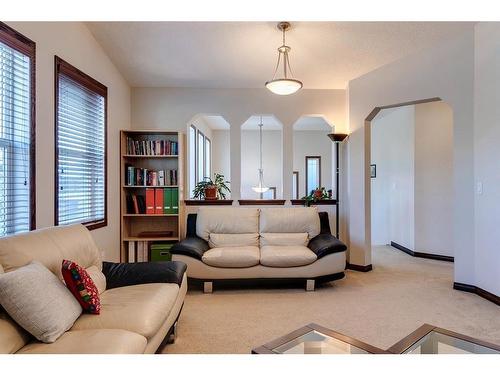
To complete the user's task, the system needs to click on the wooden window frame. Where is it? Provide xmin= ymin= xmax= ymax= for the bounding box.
xmin=54 ymin=56 xmax=107 ymax=230
xmin=305 ymin=156 xmax=321 ymax=195
xmin=0 ymin=22 xmax=36 ymax=231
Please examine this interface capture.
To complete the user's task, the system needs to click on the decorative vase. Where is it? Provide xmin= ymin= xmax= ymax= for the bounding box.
xmin=204 ymin=186 xmax=218 ymax=200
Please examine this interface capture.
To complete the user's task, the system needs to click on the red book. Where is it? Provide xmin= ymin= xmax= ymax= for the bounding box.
xmin=155 ymin=188 xmax=163 ymax=214
xmin=146 ymin=188 xmax=155 ymax=215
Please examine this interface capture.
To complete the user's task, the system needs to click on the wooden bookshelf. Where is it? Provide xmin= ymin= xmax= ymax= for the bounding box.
xmin=120 ymin=130 xmax=185 ymax=262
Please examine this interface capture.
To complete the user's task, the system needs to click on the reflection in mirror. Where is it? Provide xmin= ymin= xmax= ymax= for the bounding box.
xmin=240 ymin=115 xmax=283 ymax=199
xmin=293 ymin=116 xmax=334 ymax=198
xmin=187 ymin=115 xmax=231 ymax=198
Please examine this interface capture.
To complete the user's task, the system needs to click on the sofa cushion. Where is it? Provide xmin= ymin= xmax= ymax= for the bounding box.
xmin=202 ymin=246 xmax=260 ymax=268
xmin=260 ymin=233 xmax=308 ymax=247
xmin=0 ymin=261 xmax=82 ymax=343
xmin=0 ymin=309 xmax=31 ymax=354
xmin=71 ymin=283 xmax=179 ymax=339
xmin=85 ymin=265 xmax=107 ymax=294
xmin=209 ymin=233 xmax=259 ymax=248
xmin=260 ymin=208 xmax=320 ymax=239
xmin=16 ymin=329 xmax=147 ymax=354
xmin=0 ymin=224 xmax=102 ymax=279
xmin=260 ymin=246 xmax=317 ymax=267
xmin=196 ymin=207 xmax=259 ymax=241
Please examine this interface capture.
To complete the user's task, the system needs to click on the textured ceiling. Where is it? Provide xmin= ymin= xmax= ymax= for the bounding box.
xmin=87 ymin=22 xmax=473 ymax=89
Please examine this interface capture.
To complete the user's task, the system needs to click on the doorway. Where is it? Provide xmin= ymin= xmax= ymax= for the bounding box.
xmin=369 ymin=99 xmax=454 ymax=262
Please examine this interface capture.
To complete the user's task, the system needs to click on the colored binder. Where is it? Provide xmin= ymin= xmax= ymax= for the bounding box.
xmin=155 ymin=188 xmax=164 ymax=214
xmin=145 ymin=188 xmax=155 ymax=215
xmin=172 ymin=188 xmax=179 ymax=214
xmin=163 ymin=188 xmax=173 ymax=214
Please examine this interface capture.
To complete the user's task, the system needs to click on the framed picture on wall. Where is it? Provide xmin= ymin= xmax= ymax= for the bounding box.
xmin=370 ymin=164 xmax=377 ymax=178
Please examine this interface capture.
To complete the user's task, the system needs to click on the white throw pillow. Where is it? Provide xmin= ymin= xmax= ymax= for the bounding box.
xmin=260 ymin=233 xmax=309 ymax=247
xmin=208 ymin=233 xmax=259 ymax=248
xmin=0 ymin=261 xmax=82 ymax=343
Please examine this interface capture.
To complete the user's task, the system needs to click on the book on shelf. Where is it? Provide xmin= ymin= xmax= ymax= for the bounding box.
xmin=128 ymin=241 xmax=135 ymax=263
xmin=126 ymin=137 xmax=178 ymax=156
xmin=125 ymin=164 xmax=177 ymax=186
xmin=127 ymin=187 xmax=178 ymax=215
xmin=127 ymin=194 xmax=146 ymax=214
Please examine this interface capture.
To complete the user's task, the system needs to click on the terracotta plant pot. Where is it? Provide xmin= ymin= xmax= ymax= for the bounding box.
xmin=204 ymin=186 xmax=218 ymax=200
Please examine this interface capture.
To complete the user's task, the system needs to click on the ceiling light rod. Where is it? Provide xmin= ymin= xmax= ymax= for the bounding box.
xmin=265 ymin=22 xmax=303 ymax=96
xmin=252 ymin=116 xmax=269 ymax=196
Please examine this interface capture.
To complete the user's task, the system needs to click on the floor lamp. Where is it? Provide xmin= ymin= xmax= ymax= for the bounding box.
xmin=328 ymin=133 xmax=348 ymax=238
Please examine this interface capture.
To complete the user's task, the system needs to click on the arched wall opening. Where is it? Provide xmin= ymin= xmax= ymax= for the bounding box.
xmin=365 ymin=97 xmax=455 ymax=267
xmin=240 ymin=115 xmax=283 ymax=199
xmin=292 ymin=115 xmax=334 ymax=199
xmin=186 ymin=114 xmax=231 ymax=199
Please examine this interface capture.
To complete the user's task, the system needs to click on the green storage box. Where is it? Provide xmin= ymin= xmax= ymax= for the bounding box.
xmin=150 ymin=243 xmax=173 ymax=262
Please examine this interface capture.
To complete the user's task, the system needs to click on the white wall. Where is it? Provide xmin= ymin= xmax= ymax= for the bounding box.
xmin=241 ymin=130 xmax=282 ymax=199
xmin=7 ymin=22 xmax=131 ymax=262
xmin=414 ymin=101 xmax=454 ymax=257
xmin=211 ymin=129 xmax=231 ymax=188
xmin=293 ymin=131 xmax=333 ymax=198
xmin=131 ymin=88 xmax=346 ymax=202
xmin=473 ymin=23 xmax=500 ymax=295
xmin=371 ymin=106 xmax=415 ymax=248
xmin=347 ymin=26 xmax=475 ymax=287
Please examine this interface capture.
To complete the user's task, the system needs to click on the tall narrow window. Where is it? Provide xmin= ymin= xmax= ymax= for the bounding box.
xmin=197 ymin=130 xmax=205 ymax=181
xmin=204 ymin=137 xmax=211 ymax=179
xmin=305 ymin=156 xmax=321 ymax=195
xmin=0 ymin=23 xmax=36 ymax=236
xmin=189 ymin=125 xmax=196 ymax=197
xmin=55 ymin=57 xmax=107 ymax=229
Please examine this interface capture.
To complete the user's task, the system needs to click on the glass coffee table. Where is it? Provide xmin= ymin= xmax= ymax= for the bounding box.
xmin=387 ymin=324 xmax=500 ymax=354
xmin=252 ymin=323 xmax=387 ymax=354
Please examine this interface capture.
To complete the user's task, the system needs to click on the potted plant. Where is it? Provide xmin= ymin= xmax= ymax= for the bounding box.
xmin=192 ymin=173 xmax=231 ymax=200
xmin=301 ymin=187 xmax=329 ymax=207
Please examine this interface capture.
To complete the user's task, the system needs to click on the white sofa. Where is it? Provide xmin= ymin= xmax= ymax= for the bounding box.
xmin=0 ymin=224 xmax=187 ymax=354
xmin=171 ymin=207 xmax=347 ymax=292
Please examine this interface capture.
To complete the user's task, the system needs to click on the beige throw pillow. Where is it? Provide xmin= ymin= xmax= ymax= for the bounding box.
xmin=0 ymin=261 xmax=82 ymax=343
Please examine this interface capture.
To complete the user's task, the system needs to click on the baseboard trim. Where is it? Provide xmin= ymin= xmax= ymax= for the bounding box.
xmin=390 ymin=241 xmax=454 ymax=262
xmin=346 ymin=263 xmax=373 ymax=272
xmin=453 ymin=282 xmax=500 ymax=306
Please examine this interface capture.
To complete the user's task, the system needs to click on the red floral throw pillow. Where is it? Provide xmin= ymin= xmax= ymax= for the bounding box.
xmin=61 ymin=260 xmax=101 ymax=314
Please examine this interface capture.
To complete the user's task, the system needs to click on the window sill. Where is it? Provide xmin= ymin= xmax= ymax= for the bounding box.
xmin=84 ymin=220 xmax=107 ymax=231
xmin=184 ymin=200 xmax=233 ymax=206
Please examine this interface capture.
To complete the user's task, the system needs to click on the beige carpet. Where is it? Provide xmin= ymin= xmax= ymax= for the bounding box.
xmin=162 ymin=246 xmax=500 ymax=353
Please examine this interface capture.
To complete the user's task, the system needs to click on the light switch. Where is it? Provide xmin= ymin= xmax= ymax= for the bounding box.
xmin=477 ymin=182 xmax=483 ymax=195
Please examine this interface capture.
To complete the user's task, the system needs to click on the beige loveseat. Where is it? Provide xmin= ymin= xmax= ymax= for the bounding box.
xmin=171 ymin=207 xmax=347 ymax=292
xmin=0 ymin=224 xmax=187 ymax=354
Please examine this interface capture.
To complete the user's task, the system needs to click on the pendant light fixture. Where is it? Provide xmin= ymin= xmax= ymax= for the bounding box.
xmin=265 ymin=22 xmax=303 ymax=95
xmin=252 ymin=116 xmax=269 ymax=197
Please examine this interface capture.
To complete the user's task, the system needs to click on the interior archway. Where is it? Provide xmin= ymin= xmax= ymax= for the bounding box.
xmin=187 ymin=114 xmax=231 ymax=198
xmin=365 ymin=97 xmax=455 ymax=269
xmin=240 ymin=115 xmax=283 ymax=199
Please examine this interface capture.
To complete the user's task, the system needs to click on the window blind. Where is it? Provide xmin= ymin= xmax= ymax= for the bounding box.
xmin=56 ymin=65 xmax=106 ymax=228
xmin=0 ymin=34 xmax=33 ymax=236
